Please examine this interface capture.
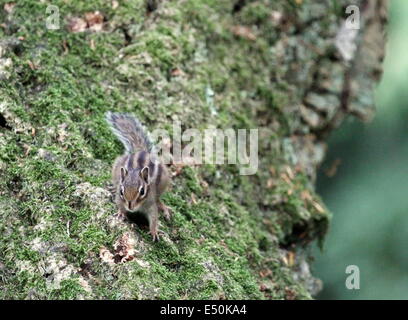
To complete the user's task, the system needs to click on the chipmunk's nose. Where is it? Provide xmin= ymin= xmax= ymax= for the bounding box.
xmin=128 ymin=201 xmax=132 ymax=210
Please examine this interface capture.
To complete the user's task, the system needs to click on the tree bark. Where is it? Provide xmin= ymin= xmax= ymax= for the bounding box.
xmin=0 ymin=0 xmax=387 ymax=299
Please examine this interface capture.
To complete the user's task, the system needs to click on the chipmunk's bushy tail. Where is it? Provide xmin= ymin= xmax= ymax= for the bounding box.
xmin=106 ymin=112 xmax=153 ymax=153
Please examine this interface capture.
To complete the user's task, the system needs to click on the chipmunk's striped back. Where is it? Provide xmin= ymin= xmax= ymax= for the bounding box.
xmin=122 ymin=150 xmax=163 ymax=186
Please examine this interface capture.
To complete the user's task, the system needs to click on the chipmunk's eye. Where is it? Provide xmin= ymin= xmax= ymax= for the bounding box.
xmin=139 ymin=186 xmax=145 ymax=197
xmin=119 ymin=186 xmax=124 ymax=199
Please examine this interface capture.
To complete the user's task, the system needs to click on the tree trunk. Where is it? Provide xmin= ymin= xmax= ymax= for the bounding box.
xmin=0 ymin=0 xmax=387 ymax=299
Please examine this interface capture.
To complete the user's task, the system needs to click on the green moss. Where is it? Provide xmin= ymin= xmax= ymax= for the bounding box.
xmin=0 ymin=0 xmax=335 ymax=299
xmin=49 ymin=279 xmax=87 ymax=299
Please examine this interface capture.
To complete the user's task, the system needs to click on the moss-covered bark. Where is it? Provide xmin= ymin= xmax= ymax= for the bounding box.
xmin=0 ymin=0 xmax=387 ymax=299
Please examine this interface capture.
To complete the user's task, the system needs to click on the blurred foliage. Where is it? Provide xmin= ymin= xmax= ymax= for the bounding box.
xmin=314 ymin=0 xmax=408 ymax=299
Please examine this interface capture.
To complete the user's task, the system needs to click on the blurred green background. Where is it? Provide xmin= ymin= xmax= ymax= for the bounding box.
xmin=314 ymin=0 xmax=408 ymax=299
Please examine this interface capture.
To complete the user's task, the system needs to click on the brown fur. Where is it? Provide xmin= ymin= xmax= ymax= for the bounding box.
xmin=107 ymin=113 xmax=171 ymax=241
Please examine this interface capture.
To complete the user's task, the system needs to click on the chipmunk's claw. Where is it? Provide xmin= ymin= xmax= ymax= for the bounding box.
xmin=148 ymin=229 xmax=165 ymax=242
xmin=148 ymin=230 xmax=160 ymax=242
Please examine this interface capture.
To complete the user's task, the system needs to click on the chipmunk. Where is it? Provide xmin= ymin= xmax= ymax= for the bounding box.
xmin=106 ymin=112 xmax=171 ymax=241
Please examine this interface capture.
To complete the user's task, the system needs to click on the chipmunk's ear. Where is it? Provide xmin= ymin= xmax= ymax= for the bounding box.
xmin=140 ymin=166 xmax=149 ymax=184
xmin=120 ymin=167 xmax=128 ymax=182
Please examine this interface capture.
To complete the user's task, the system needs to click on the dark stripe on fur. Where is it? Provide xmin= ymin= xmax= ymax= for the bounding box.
xmin=148 ymin=160 xmax=155 ymax=176
xmin=149 ymin=160 xmax=157 ymax=179
xmin=137 ymin=150 xmax=147 ymax=168
xmin=127 ymin=153 xmax=134 ymax=169
xmin=156 ymin=164 xmax=162 ymax=186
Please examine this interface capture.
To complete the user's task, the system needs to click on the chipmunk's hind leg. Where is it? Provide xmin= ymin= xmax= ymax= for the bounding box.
xmin=157 ymin=199 xmax=172 ymax=221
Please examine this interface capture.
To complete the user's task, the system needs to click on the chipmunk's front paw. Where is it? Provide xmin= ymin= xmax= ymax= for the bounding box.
xmin=114 ymin=210 xmax=126 ymax=221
